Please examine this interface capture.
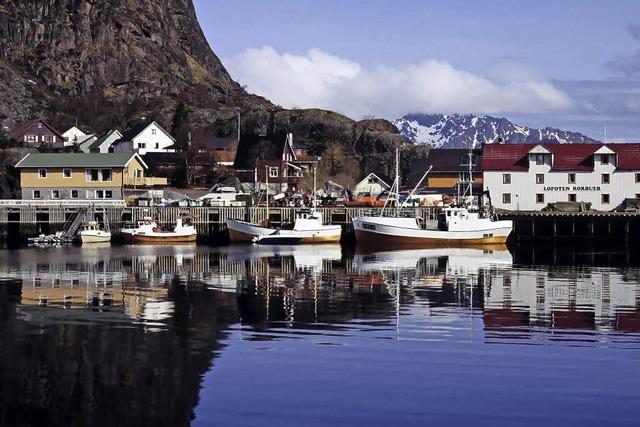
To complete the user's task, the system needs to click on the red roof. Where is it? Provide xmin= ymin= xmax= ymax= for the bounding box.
xmin=9 ymin=118 xmax=65 ymax=140
xmin=482 ymin=143 xmax=640 ymax=171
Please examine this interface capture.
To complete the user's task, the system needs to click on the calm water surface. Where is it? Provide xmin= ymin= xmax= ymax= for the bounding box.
xmin=0 ymin=244 xmax=639 ymax=427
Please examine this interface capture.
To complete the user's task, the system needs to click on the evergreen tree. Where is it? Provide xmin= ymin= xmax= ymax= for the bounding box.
xmin=171 ymin=101 xmax=190 ymax=151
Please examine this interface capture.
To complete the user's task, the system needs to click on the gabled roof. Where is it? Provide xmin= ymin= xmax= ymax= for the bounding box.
xmin=356 ymin=172 xmax=392 ymax=188
xmin=15 ymin=153 xmax=147 ymax=169
xmin=119 ymin=121 xmax=175 ymax=142
xmin=88 ymin=130 xmax=122 ymax=150
xmin=233 ymin=132 xmax=293 ymax=169
xmin=10 ymin=118 xmax=64 ymax=140
xmin=482 ymin=143 xmax=640 ymax=171
xmin=62 ymin=126 xmax=87 ymax=139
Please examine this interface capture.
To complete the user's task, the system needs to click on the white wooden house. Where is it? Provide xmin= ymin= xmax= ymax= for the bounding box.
xmin=115 ymin=121 xmax=176 ymax=155
xmin=353 ymin=173 xmax=391 ymax=197
xmin=87 ymin=130 xmax=123 ymax=153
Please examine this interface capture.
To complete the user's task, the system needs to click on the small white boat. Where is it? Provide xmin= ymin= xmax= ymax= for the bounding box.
xmin=79 ymin=221 xmax=112 ymax=244
xmin=121 ymin=217 xmax=159 ymax=241
xmin=227 ymin=166 xmax=341 ymax=243
xmin=128 ymin=217 xmax=197 ymax=244
xmin=228 ymin=209 xmax=342 ymax=243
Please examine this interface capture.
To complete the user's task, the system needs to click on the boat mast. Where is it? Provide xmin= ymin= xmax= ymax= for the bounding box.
xmin=265 ymin=165 xmax=269 ymax=220
xmin=381 ymin=147 xmax=400 ymax=216
xmin=313 ymin=166 xmax=317 ymax=210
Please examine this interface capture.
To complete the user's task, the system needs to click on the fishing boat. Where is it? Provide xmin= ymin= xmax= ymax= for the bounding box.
xmin=79 ymin=221 xmax=111 ymax=244
xmin=127 ymin=217 xmax=197 ymax=243
xmin=121 ymin=216 xmax=158 ymax=241
xmin=352 ymin=148 xmax=513 ymax=247
xmin=227 ymin=167 xmax=342 ymax=243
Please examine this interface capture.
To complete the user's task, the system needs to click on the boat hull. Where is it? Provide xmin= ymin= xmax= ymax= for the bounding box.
xmin=353 ymin=217 xmax=511 ymax=247
xmin=130 ymin=233 xmax=197 ymax=243
xmin=131 ymin=234 xmax=198 ymax=244
xmin=80 ymin=231 xmax=111 ymax=244
xmin=226 ymin=219 xmax=341 ymax=243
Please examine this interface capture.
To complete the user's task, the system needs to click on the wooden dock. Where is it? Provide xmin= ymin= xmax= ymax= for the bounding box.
xmin=0 ymin=204 xmax=638 ymax=245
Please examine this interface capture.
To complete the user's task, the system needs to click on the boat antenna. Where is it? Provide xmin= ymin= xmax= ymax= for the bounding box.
xmin=381 ymin=147 xmax=400 ymax=216
xmin=313 ymin=166 xmax=317 ymax=210
xmin=265 ymin=165 xmax=269 ymax=221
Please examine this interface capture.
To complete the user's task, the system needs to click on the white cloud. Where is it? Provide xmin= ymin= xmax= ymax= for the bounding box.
xmin=224 ymin=47 xmax=574 ymax=119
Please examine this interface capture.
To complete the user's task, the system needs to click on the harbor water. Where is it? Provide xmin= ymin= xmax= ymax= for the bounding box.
xmin=0 ymin=243 xmax=639 ymax=426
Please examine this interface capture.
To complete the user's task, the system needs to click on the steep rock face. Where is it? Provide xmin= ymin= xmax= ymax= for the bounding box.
xmin=395 ymin=113 xmax=599 ymax=148
xmin=0 ymin=0 xmax=407 ymax=163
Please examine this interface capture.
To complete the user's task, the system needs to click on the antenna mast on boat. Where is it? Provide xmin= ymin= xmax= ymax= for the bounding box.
xmin=381 ymin=147 xmax=400 ymax=216
xmin=265 ymin=165 xmax=269 ymax=220
xmin=313 ymin=166 xmax=317 ymax=210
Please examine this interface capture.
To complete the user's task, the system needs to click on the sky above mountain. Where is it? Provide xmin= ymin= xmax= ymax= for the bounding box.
xmin=194 ymin=0 xmax=640 ymax=141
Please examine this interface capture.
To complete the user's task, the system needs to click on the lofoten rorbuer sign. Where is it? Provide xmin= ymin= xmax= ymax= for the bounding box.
xmin=542 ymin=186 xmax=602 ymax=191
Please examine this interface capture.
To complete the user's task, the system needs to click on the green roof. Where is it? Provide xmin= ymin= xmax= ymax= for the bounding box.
xmin=15 ymin=153 xmax=142 ymax=168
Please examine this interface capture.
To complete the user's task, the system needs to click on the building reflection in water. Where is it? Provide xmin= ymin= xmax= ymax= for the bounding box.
xmin=0 ymin=243 xmax=639 ymax=425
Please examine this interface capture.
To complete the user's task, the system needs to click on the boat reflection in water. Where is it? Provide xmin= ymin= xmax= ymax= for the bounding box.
xmin=1 ymin=244 xmax=640 ymax=426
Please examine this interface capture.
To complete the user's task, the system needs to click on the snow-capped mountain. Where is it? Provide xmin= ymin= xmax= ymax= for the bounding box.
xmin=394 ymin=113 xmax=599 ymax=148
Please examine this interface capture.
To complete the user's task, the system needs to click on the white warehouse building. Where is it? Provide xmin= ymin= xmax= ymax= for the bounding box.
xmin=482 ymin=143 xmax=640 ymax=211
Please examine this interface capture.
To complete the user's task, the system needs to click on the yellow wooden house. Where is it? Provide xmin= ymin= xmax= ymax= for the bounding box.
xmin=15 ymin=152 xmax=167 ymax=201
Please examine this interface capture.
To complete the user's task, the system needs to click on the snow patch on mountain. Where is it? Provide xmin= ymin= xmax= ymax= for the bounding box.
xmin=394 ymin=113 xmax=599 ymax=148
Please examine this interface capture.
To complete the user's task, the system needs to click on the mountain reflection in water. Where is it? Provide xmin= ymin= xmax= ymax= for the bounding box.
xmin=0 ymin=244 xmax=638 ymax=427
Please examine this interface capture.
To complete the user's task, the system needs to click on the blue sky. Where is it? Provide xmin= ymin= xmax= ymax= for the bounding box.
xmin=194 ymin=0 xmax=640 ymax=141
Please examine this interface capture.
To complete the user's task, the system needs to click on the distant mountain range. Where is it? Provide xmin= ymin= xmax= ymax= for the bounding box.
xmin=394 ymin=113 xmax=599 ymax=148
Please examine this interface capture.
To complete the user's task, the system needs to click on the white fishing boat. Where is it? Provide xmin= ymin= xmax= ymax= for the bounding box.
xmin=79 ymin=221 xmax=111 ymax=244
xmin=123 ymin=216 xmax=197 ymax=244
xmin=121 ymin=216 xmax=158 ymax=241
xmin=227 ymin=167 xmax=342 ymax=243
xmin=353 ymin=148 xmax=513 ymax=247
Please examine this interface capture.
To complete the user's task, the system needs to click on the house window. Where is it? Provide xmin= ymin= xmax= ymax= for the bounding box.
xmin=602 ymin=194 xmax=610 ymax=204
xmin=502 ymin=193 xmax=511 ymax=204
xmin=155 ymin=143 xmax=159 ymax=149
xmin=568 ymin=194 xmax=577 ymax=202
xmin=368 ymin=177 xmax=376 ymax=184
xmin=568 ymin=173 xmax=576 ymax=184
xmin=25 ymin=135 xmax=36 ymax=143
xmin=536 ymin=174 xmax=544 ymax=184
xmin=135 ymin=169 xmax=143 ymax=178
xmin=63 ymin=169 xmax=72 ymax=178
xmin=86 ymin=169 xmax=100 ymax=181
xmin=151 ymin=129 xmax=157 ymax=135
xmin=51 ymin=190 xmax=60 ymax=199
xmin=42 ymin=135 xmax=54 ymax=143
xmin=502 ymin=174 xmax=511 ymax=184
xmin=101 ymin=169 xmax=112 ymax=182
xmin=636 ymin=173 xmax=640 ymax=183
xmin=96 ymin=190 xmax=104 ymax=199
xmin=535 ymin=154 xmax=545 ymax=165
xmin=38 ymin=169 xmax=47 ymax=179
xmin=138 ymin=143 xmax=146 ymax=149
xmin=71 ymin=190 xmax=79 ymax=199
xmin=269 ymin=167 xmax=279 ymax=178
xmin=601 ymin=155 xmax=609 ymax=165
xmin=601 ymin=173 xmax=610 ymax=184
xmin=536 ymin=194 xmax=544 ymax=204
xmin=105 ymin=190 xmax=113 ymax=199
xmin=33 ymin=190 xmax=41 ymax=199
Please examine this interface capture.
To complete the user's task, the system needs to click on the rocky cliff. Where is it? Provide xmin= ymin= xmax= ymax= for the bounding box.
xmin=0 ymin=0 xmax=407 ymax=180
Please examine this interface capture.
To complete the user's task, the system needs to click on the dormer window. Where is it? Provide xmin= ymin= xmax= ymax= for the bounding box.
xmin=601 ymin=155 xmax=609 ymax=165
xmin=535 ymin=154 xmax=545 ymax=165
